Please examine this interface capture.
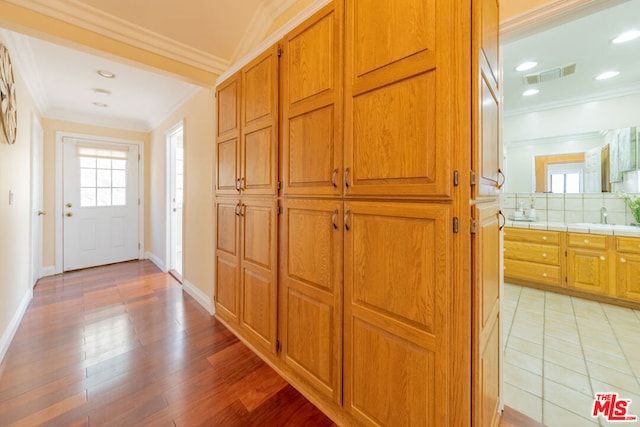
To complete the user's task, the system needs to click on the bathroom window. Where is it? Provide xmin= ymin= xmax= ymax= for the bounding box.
xmin=548 ymin=162 xmax=583 ymax=193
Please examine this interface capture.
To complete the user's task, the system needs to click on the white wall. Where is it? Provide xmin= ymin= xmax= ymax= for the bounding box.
xmin=0 ymin=37 xmax=39 ymax=362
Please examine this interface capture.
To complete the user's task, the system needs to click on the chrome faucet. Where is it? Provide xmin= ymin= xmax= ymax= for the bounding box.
xmin=600 ymin=206 xmax=608 ymax=224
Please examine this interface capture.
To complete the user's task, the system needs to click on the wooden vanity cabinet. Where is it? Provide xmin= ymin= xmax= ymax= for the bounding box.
xmin=616 ymin=237 xmax=640 ymax=303
xmin=503 ymin=229 xmax=562 ymax=287
xmin=566 ymin=233 xmax=610 ymax=296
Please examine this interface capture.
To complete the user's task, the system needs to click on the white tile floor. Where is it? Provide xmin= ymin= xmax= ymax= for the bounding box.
xmin=503 ymin=283 xmax=640 ymax=426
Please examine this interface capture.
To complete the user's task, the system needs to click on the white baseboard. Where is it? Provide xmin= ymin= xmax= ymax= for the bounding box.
xmin=41 ymin=266 xmax=56 ymax=278
xmin=0 ymin=288 xmax=33 ymax=364
xmin=145 ymin=252 xmax=165 ymax=272
xmin=183 ymin=280 xmax=215 ymax=315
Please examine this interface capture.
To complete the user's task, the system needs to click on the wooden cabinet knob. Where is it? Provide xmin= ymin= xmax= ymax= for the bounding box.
xmin=600 ymin=256 xmax=605 ymax=261
xmin=621 ymin=258 xmax=626 ymax=263
xmin=584 ymin=239 xmax=590 ymax=244
xmin=542 ymin=273 xmax=548 ymax=277
xmin=542 ymin=253 xmax=547 ymax=257
xmin=542 ymin=236 xmax=547 ymax=240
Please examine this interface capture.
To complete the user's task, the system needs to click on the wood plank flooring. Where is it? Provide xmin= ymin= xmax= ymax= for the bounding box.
xmin=0 ymin=261 xmax=335 ymax=426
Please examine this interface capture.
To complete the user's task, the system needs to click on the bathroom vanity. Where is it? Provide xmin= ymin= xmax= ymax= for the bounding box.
xmin=504 ymin=224 xmax=640 ymax=308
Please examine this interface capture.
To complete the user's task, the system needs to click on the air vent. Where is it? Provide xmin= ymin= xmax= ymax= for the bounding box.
xmin=523 ymin=63 xmax=577 ymax=85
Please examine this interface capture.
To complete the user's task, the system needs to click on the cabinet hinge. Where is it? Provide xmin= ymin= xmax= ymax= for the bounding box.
xmin=453 ymin=170 xmax=459 ymax=187
xmin=453 ymin=217 xmax=459 ymax=233
xmin=565 ymin=276 xmax=568 ymax=283
xmin=138 ymin=198 xmax=140 ymax=206
xmin=277 ymin=47 xmax=283 ymax=57
xmin=277 ymin=181 xmax=282 ymax=190
xmin=138 ymin=243 xmax=141 ymax=250
xmin=276 ymin=206 xmax=282 ymax=215
xmin=470 ymin=218 xmax=477 ymax=234
xmin=275 ymin=339 xmax=281 ymax=352
xmin=565 ymin=250 xmax=568 ymax=256
xmin=138 ymin=154 xmax=141 ymax=161
xmin=470 ymin=170 xmax=477 ymax=186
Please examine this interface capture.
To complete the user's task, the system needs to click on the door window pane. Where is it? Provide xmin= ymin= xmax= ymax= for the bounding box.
xmin=80 ymin=155 xmax=127 ymax=207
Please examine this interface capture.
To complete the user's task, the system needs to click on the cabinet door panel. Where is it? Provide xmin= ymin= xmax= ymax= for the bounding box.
xmin=344 ymin=201 xmax=451 ymax=424
xmin=240 ymin=199 xmax=278 ymax=354
xmin=216 ymin=73 xmax=241 ymax=195
xmin=567 ymin=249 xmax=609 ymax=295
xmin=617 ymin=254 xmax=640 ymax=302
xmin=282 ymin=4 xmax=343 ymax=196
xmin=472 ymin=203 xmax=500 ymax=427
xmin=345 ymin=0 xmax=454 ymax=198
xmin=215 ymin=199 xmax=240 ymax=322
xmin=280 ymin=199 xmax=342 ymax=403
xmin=241 ymin=47 xmax=278 ymax=196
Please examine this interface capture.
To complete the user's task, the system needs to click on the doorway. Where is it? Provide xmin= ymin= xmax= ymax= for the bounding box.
xmin=57 ymin=134 xmax=143 ymax=272
xmin=167 ymin=123 xmax=184 ymax=280
xmin=30 ymin=113 xmax=44 ymax=287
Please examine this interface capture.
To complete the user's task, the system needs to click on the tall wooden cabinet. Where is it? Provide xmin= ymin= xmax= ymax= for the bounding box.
xmin=214 ymin=0 xmax=496 ymax=425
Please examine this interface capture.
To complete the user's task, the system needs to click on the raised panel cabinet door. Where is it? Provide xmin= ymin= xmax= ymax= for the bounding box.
xmin=279 ymin=198 xmax=343 ymax=403
xmin=616 ymin=254 xmax=640 ymax=302
xmin=216 ymin=73 xmax=241 ymax=195
xmin=281 ymin=3 xmax=343 ymax=197
xmin=567 ymin=249 xmax=609 ymax=295
xmin=344 ymin=0 xmax=465 ymax=198
xmin=343 ymin=201 xmax=452 ymax=425
xmin=473 ymin=0 xmax=501 ymax=199
xmin=241 ymin=46 xmax=278 ymax=196
xmin=214 ymin=198 xmax=241 ymax=323
xmin=240 ymin=198 xmax=278 ymax=355
xmin=472 ymin=203 xmax=500 ymax=427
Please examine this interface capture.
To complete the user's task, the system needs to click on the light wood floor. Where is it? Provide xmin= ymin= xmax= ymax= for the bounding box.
xmin=0 ymin=261 xmax=335 ymax=426
xmin=0 ymin=260 xmax=542 ymax=426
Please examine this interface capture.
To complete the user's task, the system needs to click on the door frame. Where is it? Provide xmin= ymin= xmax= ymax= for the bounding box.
xmin=165 ymin=120 xmax=184 ymax=278
xmin=55 ymin=131 xmax=145 ymax=274
xmin=30 ymin=113 xmax=44 ymax=287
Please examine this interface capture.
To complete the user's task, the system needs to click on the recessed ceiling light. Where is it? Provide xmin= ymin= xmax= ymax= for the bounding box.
xmin=93 ymin=88 xmax=111 ymax=96
xmin=595 ymin=71 xmax=620 ymax=80
xmin=97 ymin=70 xmax=115 ymax=79
xmin=522 ymin=89 xmax=539 ymax=97
xmin=516 ymin=61 xmax=538 ymax=72
xmin=92 ymin=102 xmax=108 ymax=107
xmin=612 ymin=30 xmax=640 ymax=44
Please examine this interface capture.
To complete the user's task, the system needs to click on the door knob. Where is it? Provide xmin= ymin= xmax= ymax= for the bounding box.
xmin=66 ymin=203 xmax=72 ymax=208
xmin=37 ymin=210 xmax=46 ymax=216
xmin=66 ymin=212 xmax=73 ymax=217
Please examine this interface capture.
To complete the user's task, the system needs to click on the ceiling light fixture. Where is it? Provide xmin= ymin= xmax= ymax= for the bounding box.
xmin=93 ymin=88 xmax=111 ymax=96
xmin=612 ymin=30 xmax=640 ymax=44
xmin=522 ymin=89 xmax=539 ymax=97
xmin=97 ymin=70 xmax=116 ymax=79
xmin=516 ymin=61 xmax=538 ymax=72
xmin=595 ymin=71 xmax=620 ymax=80
xmin=92 ymin=102 xmax=108 ymax=107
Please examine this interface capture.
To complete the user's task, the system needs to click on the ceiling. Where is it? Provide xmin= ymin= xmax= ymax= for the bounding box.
xmin=503 ymin=0 xmax=640 ymax=116
xmin=0 ymin=0 xmax=304 ymax=132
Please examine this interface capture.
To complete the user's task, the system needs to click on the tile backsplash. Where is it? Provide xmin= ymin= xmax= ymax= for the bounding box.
xmin=503 ymin=193 xmax=638 ymax=225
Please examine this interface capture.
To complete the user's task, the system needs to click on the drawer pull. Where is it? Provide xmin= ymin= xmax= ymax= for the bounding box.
xmin=542 ymin=236 xmax=547 ymax=241
xmin=621 ymin=258 xmax=626 ymax=263
xmin=542 ymin=253 xmax=547 ymax=258
xmin=542 ymin=273 xmax=548 ymax=278
xmin=600 ymin=256 xmax=606 ymax=261
xmin=584 ymin=239 xmax=590 ymax=244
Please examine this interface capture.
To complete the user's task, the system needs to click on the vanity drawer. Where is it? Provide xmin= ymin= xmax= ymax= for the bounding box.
xmin=504 ymin=228 xmax=560 ymax=245
xmin=616 ymin=236 xmax=640 ymax=254
xmin=504 ymin=241 xmax=560 ymax=265
xmin=504 ymin=258 xmax=561 ymax=286
xmin=568 ymin=233 xmax=608 ymax=250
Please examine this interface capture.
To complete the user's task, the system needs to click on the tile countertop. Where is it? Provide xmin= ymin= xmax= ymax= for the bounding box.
xmin=504 ymin=220 xmax=640 ymax=237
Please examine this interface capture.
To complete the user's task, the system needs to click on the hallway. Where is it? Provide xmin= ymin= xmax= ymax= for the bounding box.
xmin=0 ymin=261 xmax=334 ymax=426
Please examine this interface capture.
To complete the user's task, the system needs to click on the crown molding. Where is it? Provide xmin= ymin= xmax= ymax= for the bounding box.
xmin=5 ymin=0 xmax=230 ymax=75
xmin=1 ymin=29 xmax=50 ymax=114
xmin=43 ymin=108 xmax=151 ymax=132
xmin=230 ymin=3 xmax=274 ymax=64
xmin=263 ymin=0 xmax=301 ymax=18
xmin=506 ymin=131 xmax=603 ymax=147
xmin=217 ymin=0 xmax=331 ymax=84
xmin=504 ymin=85 xmax=640 ymax=118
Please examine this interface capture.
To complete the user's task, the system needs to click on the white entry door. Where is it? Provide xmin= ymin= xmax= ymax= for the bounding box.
xmin=31 ymin=114 xmax=44 ymax=287
xmin=63 ymin=138 xmax=140 ymax=271
xmin=168 ymin=127 xmax=183 ymax=277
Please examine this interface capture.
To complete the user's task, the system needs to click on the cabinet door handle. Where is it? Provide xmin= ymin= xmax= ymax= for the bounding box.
xmin=235 ymin=202 xmax=241 ymax=216
xmin=498 ymin=210 xmax=506 ymax=231
xmin=600 ymin=255 xmax=605 ymax=261
xmin=497 ymin=168 xmax=506 ymax=189
xmin=332 ymin=209 xmax=338 ymax=230
xmin=344 ymin=210 xmax=351 ymax=231
xmin=240 ymin=177 xmax=246 ymax=190
xmin=331 ymin=168 xmax=338 ymax=188
xmin=344 ymin=167 xmax=351 ymax=189
xmin=621 ymin=257 xmax=626 ymax=263
xmin=235 ymin=178 xmax=241 ymax=192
